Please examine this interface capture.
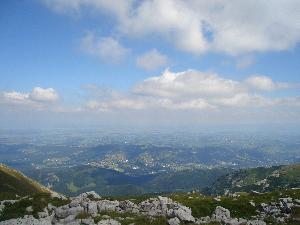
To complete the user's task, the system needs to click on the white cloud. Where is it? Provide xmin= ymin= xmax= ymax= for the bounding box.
xmin=2 ymin=87 xmax=59 ymax=108
xmin=245 ymin=75 xmax=291 ymax=91
xmin=2 ymin=72 xmax=300 ymax=126
xmin=80 ymin=34 xmax=129 ymax=63
xmin=214 ymin=93 xmax=275 ymax=107
xmin=82 ymin=70 xmax=299 ymax=112
xmin=30 ymin=87 xmax=59 ymax=102
xmin=43 ymin=0 xmax=300 ymax=55
xmin=40 ymin=0 xmax=132 ymax=18
xmin=3 ymin=73 xmax=297 ymax=114
xmin=3 ymin=91 xmax=29 ymax=102
xmin=120 ymin=0 xmax=209 ymax=53
xmin=133 ymin=69 xmax=243 ymax=98
xmin=136 ymin=49 xmax=168 ymax=71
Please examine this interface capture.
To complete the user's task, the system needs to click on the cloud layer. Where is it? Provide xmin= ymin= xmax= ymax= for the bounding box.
xmin=83 ymin=69 xmax=300 ymax=111
xmin=1 ymin=71 xmax=299 ymax=127
xmin=2 ymin=87 xmax=59 ymax=109
xmin=136 ymin=49 xmax=168 ymax=71
xmin=80 ymin=34 xmax=129 ymax=63
xmin=42 ymin=0 xmax=300 ymax=55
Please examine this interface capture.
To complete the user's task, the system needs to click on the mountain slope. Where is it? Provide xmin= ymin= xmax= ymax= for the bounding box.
xmin=204 ymin=163 xmax=300 ymax=195
xmin=0 ymin=164 xmax=51 ymax=200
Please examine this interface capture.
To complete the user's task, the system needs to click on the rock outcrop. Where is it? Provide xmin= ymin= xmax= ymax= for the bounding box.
xmin=0 ymin=191 xmax=299 ymax=225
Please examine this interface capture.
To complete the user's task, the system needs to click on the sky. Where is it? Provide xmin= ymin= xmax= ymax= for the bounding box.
xmin=0 ymin=0 xmax=300 ymax=130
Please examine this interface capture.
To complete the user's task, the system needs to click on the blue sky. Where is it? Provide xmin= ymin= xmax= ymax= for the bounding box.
xmin=0 ymin=0 xmax=300 ymax=129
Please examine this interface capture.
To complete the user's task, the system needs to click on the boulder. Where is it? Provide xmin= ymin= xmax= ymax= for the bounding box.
xmin=138 ymin=198 xmax=162 ymax=216
xmin=138 ymin=197 xmax=194 ymax=221
xmin=227 ymin=218 xmax=240 ymax=225
xmin=26 ymin=206 xmax=33 ymax=213
xmin=212 ymin=206 xmax=231 ymax=223
xmin=81 ymin=218 xmax=95 ymax=225
xmin=170 ymin=206 xmax=195 ymax=222
xmin=97 ymin=219 xmax=121 ymax=225
xmin=57 ymin=214 xmax=77 ymax=224
xmin=97 ymin=200 xmax=120 ymax=212
xmin=69 ymin=191 xmax=101 ymax=207
xmin=0 ymin=215 xmax=52 ymax=225
xmin=55 ymin=205 xmax=84 ymax=219
xmin=119 ymin=200 xmax=139 ymax=213
xmin=38 ymin=209 xmax=49 ymax=219
xmin=158 ymin=196 xmax=172 ymax=213
xmin=168 ymin=217 xmax=180 ymax=225
xmin=84 ymin=201 xmax=98 ymax=215
xmin=195 ymin=216 xmax=211 ymax=224
xmin=246 ymin=220 xmax=266 ymax=225
xmin=279 ymin=198 xmax=293 ymax=203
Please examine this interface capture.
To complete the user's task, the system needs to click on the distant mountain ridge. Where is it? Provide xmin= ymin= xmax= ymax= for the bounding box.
xmin=204 ymin=163 xmax=300 ymax=195
xmin=25 ymin=165 xmax=230 ymax=196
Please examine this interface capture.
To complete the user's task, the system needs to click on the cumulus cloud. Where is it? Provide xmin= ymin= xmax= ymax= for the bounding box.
xmin=136 ymin=49 xmax=168 ymax=71
xmin=41 ymin=0 xmax=131 ymax=18
xmin=81 ymin=70 xmax=300 ymax=112
xmin=3 ymin=73 xmax=297 ymax=114
xmin=133 ymin=69 xmax=243 ymax=98
xmin=245 ymin=75 xmax=291 ymax=91
xmin=2 ymin=87 xmax=59 ymax=109
xmin=30 ymin=87 xmax=59 ymax=102
xmin=3 ymin=91 xmax=29 ymax=103
xmin=42 ymin=0 xmax=300 ymax=55
xmin=80 ymin=34 xmax=129 ymax=63
xmin=2 ymin=72 xmax=300 ymax=126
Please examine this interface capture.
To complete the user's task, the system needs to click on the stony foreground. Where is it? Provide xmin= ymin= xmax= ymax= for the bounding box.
xmin=0 ymin=191 xmax=300 ymax=225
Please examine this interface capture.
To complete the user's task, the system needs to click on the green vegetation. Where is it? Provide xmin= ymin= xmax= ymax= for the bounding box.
xmin=110 ymin=193 xmax=158 ymax=204
xmin=169 ymin=189 xmax=300 ymax=219
xmin=289 ymin=207 xmax=300 ymax=224
xmin=0 ymin=193 xmax=70 ymax=221
xmin=26 ymin=165 xmax=228 ymax=196
xmin=205 ymin=164 xmax=300 ymax=195
xmin=93 ymin=211 xmax=168 ymax=225
xmin=0 ymin=163 xmax=299 ymax=224
xmin=169 ymin=193 xmax=256 ymax=219
xmin=0 ymin=164 xmax=50 ymax=200
xmin=1 ymin=187 xmax=300 ymax=224
xmin=75 ymin=211 xmax=90 ymax=220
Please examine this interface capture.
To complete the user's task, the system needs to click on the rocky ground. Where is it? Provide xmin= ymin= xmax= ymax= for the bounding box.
xmin=1 ymin=191 xmax=300 ymax=225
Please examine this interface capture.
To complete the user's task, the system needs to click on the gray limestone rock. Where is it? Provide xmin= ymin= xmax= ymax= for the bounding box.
xmin=212 ymin=206 xmax=231 ymax=223
xmin=246 ymin=220 xmax=267 ymax=225
xmin=167 ymin=217 xmax=180 ymax=225
xmin=0 ymin=215 xmax=52 ymax=225
xmin=97 ymin=219 xmax=121 ymax=225
xmin=97 ymin=200 xmax=121 ymax=212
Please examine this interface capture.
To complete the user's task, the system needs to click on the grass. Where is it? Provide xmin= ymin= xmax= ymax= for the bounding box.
xmin=169 ymin=193 xmax=256 ymax=219
xmin=0 ymin=198 xmax=32 ymax=221
xmin=289 ymin=206 xmax=300 ymax=224
xmin=0 ymin=193 xmax=70 ymax=221
xmin=0 ymin=164 xmax=51 ymax=200
xmin=169 ymin=189 xmax=300 ymax=219
xmin=1 ymin=186 xmax=299 ymax=224
xmin=109 ymin=193 xmax=158 ymax=204
xmin=93 ymin=210 xmax=168 ymax=225
xmin=75 ymin=211 xmax=90 ymax=220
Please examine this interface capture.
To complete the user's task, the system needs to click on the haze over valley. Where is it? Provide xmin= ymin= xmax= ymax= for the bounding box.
xmin=1 ymin=1 xmax=300 ymax=224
